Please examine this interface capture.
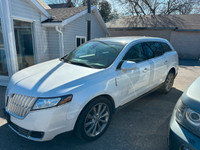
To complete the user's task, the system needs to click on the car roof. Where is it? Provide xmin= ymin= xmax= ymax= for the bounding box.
xmin=94 ymin=36 xmax=167 ymax=44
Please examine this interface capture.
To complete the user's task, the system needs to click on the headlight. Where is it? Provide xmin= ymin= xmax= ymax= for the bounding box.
xmin=186 ymin=109 xmax=200 ymax=126
xmin=32 ymin=95 xmax=72 ymax=110
xmin=175 ymin=99 xmax=200 ymax=137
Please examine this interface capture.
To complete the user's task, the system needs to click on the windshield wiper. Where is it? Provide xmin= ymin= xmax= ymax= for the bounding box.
xmin=68 ymin=61 xmax=94 ymax=68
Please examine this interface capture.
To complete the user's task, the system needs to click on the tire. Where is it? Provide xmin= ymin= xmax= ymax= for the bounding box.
xmin=160 ymin=71 xmax=175 ymax=94
xmin=75 ymin=97 xmax=113 ymax=142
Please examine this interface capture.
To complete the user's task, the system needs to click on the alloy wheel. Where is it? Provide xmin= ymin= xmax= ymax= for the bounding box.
xmin=165 ymin=73 xmax=174 ymax=91
xmin=84 ymin=103 xmax=110 ymax=137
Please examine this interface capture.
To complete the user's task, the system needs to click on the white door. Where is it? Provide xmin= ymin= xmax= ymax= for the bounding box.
xmin=142 ymin=42 xmax=168 ymax=87
xmin=115 ymin=43 xmax=151 ymax=106
xmin=150 ymin=55 xmax=168 ymax=85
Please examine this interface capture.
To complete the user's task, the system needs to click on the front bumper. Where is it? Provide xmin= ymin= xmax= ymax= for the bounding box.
xmin=4 ymin=103 xmax=78 ymax=141
xmin=169 ymin=114 xmax=200 ymax=150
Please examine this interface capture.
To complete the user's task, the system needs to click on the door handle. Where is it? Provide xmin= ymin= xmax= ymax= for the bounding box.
xmin=143 ymin=68 xmax=149 ymax=73
xmin=164 ymin=60 xmax=168 ymax=64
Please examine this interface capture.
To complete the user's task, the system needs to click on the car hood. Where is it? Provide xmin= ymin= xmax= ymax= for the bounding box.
xmin=182 ymin=77 xmax=200 ymax=112
xmin=8 ymin=59 xmax=102 ymax=97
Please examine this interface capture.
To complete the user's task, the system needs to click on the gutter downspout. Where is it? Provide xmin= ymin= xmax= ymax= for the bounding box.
xmin=55 ymin=26 xmax=64 ymax=57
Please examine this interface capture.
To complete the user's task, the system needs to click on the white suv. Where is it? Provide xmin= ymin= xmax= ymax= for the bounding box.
xmin=4 ymin=37 xmax=178 ymax=141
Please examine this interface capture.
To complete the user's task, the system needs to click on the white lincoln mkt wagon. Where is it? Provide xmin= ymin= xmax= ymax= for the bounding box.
xmin=4 ymin=37 xmax=178 ymax=141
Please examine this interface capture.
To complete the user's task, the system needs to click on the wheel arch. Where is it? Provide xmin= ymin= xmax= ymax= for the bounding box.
xmin=169 ymin=67 xmax=176 ymax=75
xmin=81 ymin=94 xmax=116 ymax=115
xmin=74 ymin=94 xmax=116 ymax=129
xmin=94 ymin=94 xmax=116 ymax=113
xmin=164 ymin=67 xmax=176 ymax=81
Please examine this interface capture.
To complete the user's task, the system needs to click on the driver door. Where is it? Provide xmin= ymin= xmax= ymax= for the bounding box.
xmin=115 ymin=43 xmax=151 ymax=106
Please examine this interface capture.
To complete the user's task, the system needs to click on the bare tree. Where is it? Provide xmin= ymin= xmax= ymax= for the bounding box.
xmin=116 ymin=0 xmax=200 ymax=15
xmin=117 ymin=0 xmax=146 ymax=15
xmin=178 ymin=0 xmax=196 ymax=14
xmin=193 ymin=0 xmax=200 ymax=13
xmin=162 ymin=0 xmax=197 ymax=14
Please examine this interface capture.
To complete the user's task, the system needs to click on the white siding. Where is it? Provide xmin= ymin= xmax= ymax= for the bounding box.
xmin=0 ymin=3 xmax=2 ymax=18
xmin=47 ymin=28 xmax=59 ymax=59
xmin=63 ymin=13 xmax=106 ymax=55
xmin=63 ymin=15 xmax=87 ymax=55
xmin=91 ymin=14 xmax=106 ymax=39
xmin=10 ymin=0 xmax=49 ymax=63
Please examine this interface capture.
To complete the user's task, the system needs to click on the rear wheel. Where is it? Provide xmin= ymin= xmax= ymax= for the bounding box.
xmin=75 ymin=97 xmax=113 ymax=141
xmin=160 ymin=71 xmax=175 ymax=93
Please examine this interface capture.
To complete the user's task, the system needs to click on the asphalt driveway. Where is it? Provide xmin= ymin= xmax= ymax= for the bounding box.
xmin=0 ymin=59 xmax=199 ymax=150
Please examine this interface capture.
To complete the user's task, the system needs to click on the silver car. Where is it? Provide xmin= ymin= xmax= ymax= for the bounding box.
xmin=169 ymin=77 xmax=200 ymax=150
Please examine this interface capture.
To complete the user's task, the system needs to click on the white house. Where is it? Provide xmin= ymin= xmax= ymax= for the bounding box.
xmin=0 ymin=0 xmax=109 ymax=86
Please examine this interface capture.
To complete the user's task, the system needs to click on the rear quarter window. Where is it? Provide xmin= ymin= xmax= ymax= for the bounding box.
xmin=146 ymin=42 xmax=164 ymax=57
xmin=161 ymin=42 xmax=172 ymax=53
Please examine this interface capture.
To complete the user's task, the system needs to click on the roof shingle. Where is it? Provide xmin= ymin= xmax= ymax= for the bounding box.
xmin=44 ymin=6 xmax=87 ymax=22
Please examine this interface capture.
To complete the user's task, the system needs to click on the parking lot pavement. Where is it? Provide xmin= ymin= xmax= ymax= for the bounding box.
xmin=0 ymin=60 xmax=199 ymax=150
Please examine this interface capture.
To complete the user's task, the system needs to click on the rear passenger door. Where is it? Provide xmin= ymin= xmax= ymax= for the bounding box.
xmin=142 ymin=42 xmax=168 ymax=87
xmin=161 ymin=42 xmax=173 ymax=73
xmin=116 ymin=43 xmax=151 ymax=105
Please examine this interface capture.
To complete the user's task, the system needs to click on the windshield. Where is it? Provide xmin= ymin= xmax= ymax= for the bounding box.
xmin=62 ymin=40 xmax=126 ymax=69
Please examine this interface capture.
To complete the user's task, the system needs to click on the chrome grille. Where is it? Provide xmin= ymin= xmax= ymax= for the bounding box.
xmin=7 ymin=94 xmax=37 ymax=119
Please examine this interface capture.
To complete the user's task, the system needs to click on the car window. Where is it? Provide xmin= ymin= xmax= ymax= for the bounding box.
xmin=142 ymin=43 xmax=154 ymax=59
xmin=63 ymin=41 xmax=126 ymax=69
xmin=161 ymin=42 xmax=172 ymax=53
xmin=146 ymin=42 xmax=164 ymax=57
xmin=123 ymin=43 xmax=146 ymax=63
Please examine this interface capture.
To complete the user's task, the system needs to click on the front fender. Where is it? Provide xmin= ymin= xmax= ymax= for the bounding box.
xmin=66 ymin=77 xmax=118 ymax=130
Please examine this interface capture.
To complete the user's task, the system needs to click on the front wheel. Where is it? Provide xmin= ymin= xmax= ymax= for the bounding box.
xmin=160 ymin=71 xmax=175 ymax=94
xmin=75 ymin=97 xmax=113 ymax=141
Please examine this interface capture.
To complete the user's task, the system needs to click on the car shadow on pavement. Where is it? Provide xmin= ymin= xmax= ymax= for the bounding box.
xmin=0 ymin=87 xmax=183 ymax=150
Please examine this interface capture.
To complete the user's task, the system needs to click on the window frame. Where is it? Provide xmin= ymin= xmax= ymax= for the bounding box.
xmin=0 ymin=19 xmax=9 ymax=76
xmin=75 ymin=36 xmax=86 ymax=48
xmin=13 ymin=18 xmax=36 ymax=70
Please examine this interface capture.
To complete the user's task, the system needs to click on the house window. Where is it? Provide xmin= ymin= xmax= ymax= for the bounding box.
xmin=13 ymin=20 xmax=35 ymax=70
xmin=0 ymin=20 xmax=8 ymax=76
xmin=76 ymin=36 xmax=86 ymax=47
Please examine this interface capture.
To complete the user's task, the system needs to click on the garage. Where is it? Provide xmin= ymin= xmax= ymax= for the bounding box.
xmin=106 ymin=14 xmax=200 ymax=59
xmin=170 ymin=31 xmax=200 ymax=59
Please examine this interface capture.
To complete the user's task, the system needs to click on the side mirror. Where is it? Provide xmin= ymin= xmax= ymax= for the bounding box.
xmin=121 ymin=61 xmax=137 ymax=71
